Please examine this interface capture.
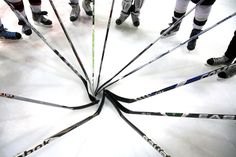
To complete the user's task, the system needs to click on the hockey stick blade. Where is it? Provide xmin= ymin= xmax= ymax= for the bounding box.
xmin=0 ymin=92 xmax=98 ymax=110
xmin=105 ymin=91 xmax=171 ymax=157
xmin=14 ymin=93 xmax=105 ymax=157
xmin=109 ymin=93 xmax=236 ymax=120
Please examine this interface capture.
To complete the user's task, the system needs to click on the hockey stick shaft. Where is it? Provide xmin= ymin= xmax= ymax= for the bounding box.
xmin=106 ymin=91 xmax=170 ymax=157
xmin=4 ymin=0 xmax=95 ymax=101
xmin=92 ymin=0 xmax=95 ymax=93
xmin=14 ymin=93 xmax=105 ymax=157
xmin=98 ymin=12 xmax=236 ymax=93
xmin=110 ymin=63 xmax=236 ymax=103
xmin=95 ymin=0 xmax=115 ymax=92
xmin=0 ymin=92 xmax=98 ymax=110
xmin=48 ymin=0 xmax=92 ymax=89
xmin=106 ymin=92 xmax=236 ymax=120
xmin=95 ymin=0 xmax=205 ymax=95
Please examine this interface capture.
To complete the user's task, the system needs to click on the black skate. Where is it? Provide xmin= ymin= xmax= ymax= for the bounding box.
xmin=0 ymin=24 xmax=21 ymax=40
xmin=207 ymin=56 xmax=233 ymax=66
xmin=82 ymin=0 xmax=92 ymax=16
xmin=131 ymin=11 xmax=140 ymax=27
xmin=115 ymin=11 xmax=130 ymax=25
xmin=18 ymin=19 xmax=32 ymax=36
xmin=160 ymin=17 xmax=181 ymax=37
xmin=69 ymin=3 xmax=80 ymax=21
xmin=116 ymin=5 xmax=133 ymax=25
xmin=187 ymin=29 xmax=202 ymax=51
xmin=130 ymin=5 xmax=140 ymax=27
xmin=32 ymin=11 xmax=52 ymax=27
xmin=218 ymin=62 xmax=236 ymax=78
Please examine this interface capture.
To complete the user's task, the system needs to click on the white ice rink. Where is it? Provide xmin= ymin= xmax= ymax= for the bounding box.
xmin=0 ymin=0 xmax=236 ymax=157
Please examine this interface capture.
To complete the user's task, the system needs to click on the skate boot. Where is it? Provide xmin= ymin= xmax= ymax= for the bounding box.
xmin=218 ymin=62 xmax=236 ymax=78
xmin=82 ymin=0 xmax=92 ymax=16
xmin=160 ymin=17 xmax=181 ymax=37
xmin=115 ymin=11 xmax=130 ymax=25
xmin=18 ymin=18 xmax=32 ymax=36
xmin=131 ymin=10 xmax=140 ymax=27
xmin=207 ymin=56 xmax=233 ymax=66
xmin=0 ymin=24 xmax=21 ymax=40
xmin=187 ymin=29 xmax=202 ymax=51
xmin=32 ymin=11 xmax=52 ymax=26
xmin=69 ymin=3 xmax=80 ymax=21
xmin=129 ymin=5 xmax=140 ymax=27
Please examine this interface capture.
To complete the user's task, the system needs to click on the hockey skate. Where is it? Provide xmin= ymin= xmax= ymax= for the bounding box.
xmin=160 ymin=17 xmax=181 ymax=37
xmin=18 ymin=19 xmax=32 ymax=36
xmin=82 ymin=0 xmax=92 ymax=16
xmin=207 ymin=56 xmax=233 ymax=66
xmin=115 ymin=11 xmax=130 ymax=25
xmin=187 ymin=29 xmax=202 ymax=51
xmin=69 ymin=3 xmax=80 ymax=21
xmin=0 ymin=24 xmax=21 ymax=40
xmin=32 ymin=11 xmax=52 ymax=27
xmin=218 ymin=62 xmax=236 ymax=78
xmin=131 ymin=11 xmax=140 ymax=27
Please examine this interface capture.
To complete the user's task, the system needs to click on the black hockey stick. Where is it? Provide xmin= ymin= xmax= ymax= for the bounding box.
xmin=95 ymin=0 xmax=116 ymax=93
xmin=4 ymin=0 xmax=95 ymax=101
xmin=48 ymin=0 xmax=92 ymax=91
xmin=97 ymin=12 xmax=236 ymax=94
xmin=106 ymin=90 xmax=236 ymax=120
xmin=14 ymin=92 xmax=105 ymax=157
xmin=95 ymin=0 xmax=206 ymax=95
xmin=105 ymin=91 xmax=170 ymax=157
xmin=0 ymin=92 xmax=98 ymax=110
xmin=107 ymin=63 xmax=236 ymax=103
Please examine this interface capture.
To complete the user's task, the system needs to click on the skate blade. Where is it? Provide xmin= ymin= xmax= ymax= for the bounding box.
xmin=0 ymin=36 xmax=22 ymax=41
xmin=160 ymin=32 xmax=177 ymax=38
xmin=204 ymin=63 xmax=231 ymax=67
xmin=34 ymin=21 xmax=53 ymax=28
xmin=216 ymin=77 xmax=229 ymax=81
xmin=204 ymin=63 xmax=223 ymax=67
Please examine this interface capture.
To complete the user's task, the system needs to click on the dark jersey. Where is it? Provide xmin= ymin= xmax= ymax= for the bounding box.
xmin=191 ymin=0 xmax=216 ymax=5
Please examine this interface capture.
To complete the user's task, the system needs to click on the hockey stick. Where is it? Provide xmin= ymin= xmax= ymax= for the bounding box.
xmin=95 ymin=0 xmax=116 ymax=92
xmin=48 ymin=0 xmax=92 ymax=92
xmin=4 ymin=0 xmax=95 ymax=101
xmin=97 ymin=12 xmax=236 ymax=93
xmin=107 ymin=63 xmax=236 ymax=103
xmin=95 ymin=0 xmax=206 ymax=95
xmin=14 ymin=92 xmax=105 ymax=157
xmin=106 ymin=90 xmax=236 ymax=120
xmin=0 ymin=92 xmax=98 ymax=110
xmin=92 ymin=0 xmax=95 ymax=93
xmin=106 ymin=91 xmax=170 ymax=157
